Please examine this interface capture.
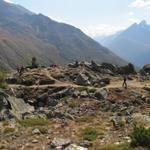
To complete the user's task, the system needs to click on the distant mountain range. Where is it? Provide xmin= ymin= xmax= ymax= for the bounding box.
xmin=0 ymin=0 xmax=126 ymax=70
xmin=95 ymin=20 xmax=150 ymax=67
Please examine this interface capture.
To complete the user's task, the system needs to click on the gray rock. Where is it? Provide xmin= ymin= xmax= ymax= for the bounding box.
xmin=65 ymin=144 xmax=87 ymax=150
xmin=7 ymin=96 xmax=34 ymax=119
xmin=5 ymin=77 xmax=17 ymax=84
xmin=141 ymin=64 xmax=150 ymax=74
xmin=32 ymin=139 xmax=39 ymax=143
xmin=37 ymin=93 xmax=49 ymax=103
xmin=99 ymin=78 xmax=110 ymax=86
xmin=73 ymin=90 xmax=80 ymax=98
xmin=80 ymin=140 xmax=93 ymax=148
xmin=80 ymin=91 xmax=88 ymax=98
xmin=47 ymin=99 xmax=58 ymax=107
xmin=32 ymin=128 xmax=41 ymax=135
xmin=91 ymin=60 xmax=101 ymax=72
xmin=50 ymin=137 xmax=71 ymax=148
xmin=94 ymin=88 xmax=108 ymax=100
xmin=76 ymin=73 xmax=90 ymax=86
xmin=50 ymin=88 xmax=73 ymax=99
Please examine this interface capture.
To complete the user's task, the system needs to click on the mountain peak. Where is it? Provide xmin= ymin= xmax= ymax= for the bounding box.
xmin=138 ymin=20 xmax=149 ymax=28
xmin=139 ymin=20 xmax=147 ymax=25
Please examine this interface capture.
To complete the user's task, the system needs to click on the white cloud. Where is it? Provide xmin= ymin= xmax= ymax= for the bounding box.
xmin=4 ymin=0 xmax=14 ymax=3
xmin=81 ymin=24 xmax=125 ymax=37
xmin=129 ymin=0 xmax=150 ymax=9
xmin=128 ymin=12 xmax=134 ymax=16
xmin=128 ymin=18 xmax=140 ymax=23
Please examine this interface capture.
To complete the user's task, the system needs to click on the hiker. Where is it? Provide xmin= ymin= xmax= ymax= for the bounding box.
xmin=122 ymin=75 xmax=127 ymax=89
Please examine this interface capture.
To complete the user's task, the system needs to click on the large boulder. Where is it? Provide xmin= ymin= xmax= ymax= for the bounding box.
xmin=0 ymin=90 xmax=13 ymax=120
xmin=7 ymin=96 xmax=34 ymax=119
xmin=76 ymin=73 xmax=90 ymax=86
xmin=94 ymin=88 xmax=108 ymax=100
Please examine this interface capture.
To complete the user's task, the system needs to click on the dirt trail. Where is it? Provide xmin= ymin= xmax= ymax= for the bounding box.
xmin=9 ymin=69 xmax=150 ymax=89
xmin=8 ymin=79 xmax=150 ymax=90
xmin=106 ymin=80 xmax=149 ymax=89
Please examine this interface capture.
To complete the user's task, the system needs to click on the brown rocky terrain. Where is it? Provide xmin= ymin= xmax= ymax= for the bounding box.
xmin=0 ymin=61 xmax=150 ymax=150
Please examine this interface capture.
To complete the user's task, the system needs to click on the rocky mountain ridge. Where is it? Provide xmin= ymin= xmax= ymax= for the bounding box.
xmin=0 ymin=0 xmax=126 ymax=70
xmin=95 ymin=20 xmax=150 ymax=66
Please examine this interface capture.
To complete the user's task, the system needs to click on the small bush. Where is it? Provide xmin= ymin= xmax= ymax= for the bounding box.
xmin=3 ymin=127 xmax=15 ymax=134
xmin=76 ymin=116 xmax=95 ymax=123
xmin=131 ymin=126 xmax=150 ymax=148
xmin=0 ymin=71 xmax=7 ymax=89
xmin=68 ymin=101 xmax=77 ymax=108
xmin=19 ymin=118 xmax=49 ymax=127
xmin=99 ymin=143 xmax=144 ymax=150
xmin=80 ymin=127 xmax=99 ymax=141
xmin=22 ymin=76 xmax=36 ymax=86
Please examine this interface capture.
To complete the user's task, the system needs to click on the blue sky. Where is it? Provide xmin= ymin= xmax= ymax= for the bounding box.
xmin=4 ymin=0 xmax=150 ymax=37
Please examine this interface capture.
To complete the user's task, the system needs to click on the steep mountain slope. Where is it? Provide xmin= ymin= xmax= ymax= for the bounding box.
xmin=95 ymin=20 xmax=150 ymax=66
xmin=0 ymin=0 xmax=125 ymax=70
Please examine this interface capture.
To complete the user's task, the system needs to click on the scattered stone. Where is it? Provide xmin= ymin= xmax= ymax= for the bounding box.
xmin=32 ymin=128 xmax=41 ymax=135
xmin=65 ymin=144 xmax=87 ymax=150
xmin=32 ymin=139 xmax=39 ymax=144
xmin=80 ymin=91 xmax=88 ymax=98
xmin=80 ymin=140 xmax=93 ymax=148
xmin=50 ymin=137 xmax=71 ymax=148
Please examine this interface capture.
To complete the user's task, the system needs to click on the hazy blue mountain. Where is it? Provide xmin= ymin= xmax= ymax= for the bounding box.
xmin=95 ymin=20 xmax=150 ymax=66
xmin=0 ymin=0 xmax=126 ymax=70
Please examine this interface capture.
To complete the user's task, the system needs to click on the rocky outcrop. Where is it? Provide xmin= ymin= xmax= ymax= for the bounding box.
xmin=76 ymin=73 xmax=91 ymax=86
xmin=140 ymin=64 xmax=150 ymax=75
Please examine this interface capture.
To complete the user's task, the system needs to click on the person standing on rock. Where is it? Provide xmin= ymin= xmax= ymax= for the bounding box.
xmin=122 ymin=75 xmax=127 ymax=89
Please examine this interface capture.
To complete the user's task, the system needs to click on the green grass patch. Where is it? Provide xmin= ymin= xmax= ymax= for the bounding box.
xmin=3 ymin=127 xmax=15 ymax=134
xmin=68 ymin=101 xmax=77 ymax=108
xmin=19 ymin=118 xmax=51 ymax=127
xmin=99 ymin=143 xmax=144 ymax=150
xmin=76 ymin=116 xmax=95 ymax=123
xmin=80 ymin=127 xmax=99 ymax=141
xmin=0 ymin=71 xmax=7 ymax=89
